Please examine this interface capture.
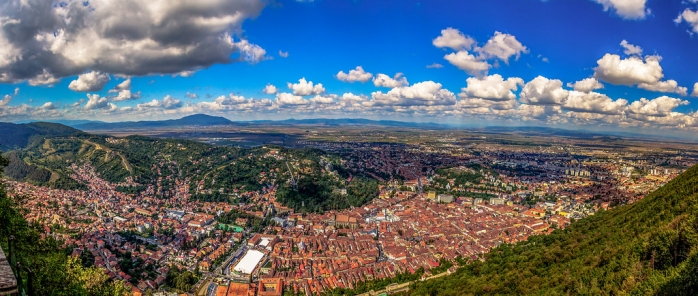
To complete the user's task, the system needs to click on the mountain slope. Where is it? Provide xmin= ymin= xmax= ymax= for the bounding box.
xmin=74 ymin=114 xmax=234 ymax=130
xmin=0 ymin=122 xmax=84 ymax=150
xmin=407 ymin=164 xmax=698 ymax=295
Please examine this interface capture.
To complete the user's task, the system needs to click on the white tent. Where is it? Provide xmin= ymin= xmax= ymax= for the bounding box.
xmin=233 ymin=250 xmax=264 ymax=274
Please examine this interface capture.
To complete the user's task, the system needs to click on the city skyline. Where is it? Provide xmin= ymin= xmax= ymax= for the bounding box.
xmin=2 ymin=0 xmax=698 ymax=137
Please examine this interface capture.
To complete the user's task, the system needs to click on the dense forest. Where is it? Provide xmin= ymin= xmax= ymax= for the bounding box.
xmin=0 ymin=122 xmax=84 ymax=151
xmin=404 ymin=163 xmax=698 ymax=295
xmin=0 ymin=155 xmax=129 ymax=295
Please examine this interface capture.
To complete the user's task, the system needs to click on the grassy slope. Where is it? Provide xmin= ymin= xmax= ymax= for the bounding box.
xmin=407 ymin=164 xmax=698 ymax=295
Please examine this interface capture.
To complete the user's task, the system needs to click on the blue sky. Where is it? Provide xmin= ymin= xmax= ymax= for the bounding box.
xmin=1 ymin=0 xmax=698 ymax=136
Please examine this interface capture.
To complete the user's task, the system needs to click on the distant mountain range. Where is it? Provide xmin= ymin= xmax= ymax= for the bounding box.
xmin=71 ymin=114 xmax=234 ymax=130
xmin=64 ymin=114 xmax=449 ymax=130
xmin=7 ymin=114 xmax=693 ymax=142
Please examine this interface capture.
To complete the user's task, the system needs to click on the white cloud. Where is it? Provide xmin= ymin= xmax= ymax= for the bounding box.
xmin=369 ymin=81 xmax=456 ymax=107
xmin=233 ymin=39 xmax=267 ymax=64
xmin=444 ymin=51 xmax=490 ymax=76
xmin=69 ymin=71 xmax=111 ymax=92
xmin=0 ymin=94 xmax=11 ymax=106
xmin=336 ymin=66 xmax=373 ymax=83
xmin=185 ymin=92 xmax=198 ymax=99
xmin=263 ymin=84 xmax=278 ymax=95
xmin=110 ymin=78 xmax=132 ymax=93
xmin=627 ymin=96 xmax=688 ymax=117
xmin=426 ymin=63 xmax=444 ymax=69
xmin=593 ymin=0 xmax=648 ymax=20
xmin=279 ymin=50 xmax=289 ymax=58
xmin=287 ymin=78 xmax=325 ymax=96
xmin=692 ymin=82 xmax=698 ymax=97
xmin=620 ymin=40 xmax=642 ymax=56
xmin=459 ymin=74 xmax=524 ymax=101
xmin=112 ymin=90 xmax=142 ymax=102
xmin=41 ymin=102 xmax=57 ymax=110
xmin=27 ymin=69 xmax=60 ymax=86
xmin=373 ymin=73 xmax=409 ymax=88
xmin=675 ymin=9 xmax=698 ymax=34
xmin=174 ymin=71 xmax=196 ymax=78
xmin=275 ymin=93 xmax=309 ymax=106
xmin=138 ymin=95 xmax=183 ymax=110
xmin=568 ymin=78 xmax=604 ymax=93
xmin=638 ymin=80 xmax=688 ymax=96
xmin=520 ymin=76 xmax=569 ymax=105
xmin=84 ymin=94 xmax=111 ymax=110
xmin=476 ymin=32 xmax=528 ymax=64
xmin=433 ymin=28 xmax=476 ymax=51
xmin=13 ymin=88 xmax=19 ymax=95
xmin=309 ymin=95 xmax=336 ymax=104
xmin=563 ymin=91 xmax=628 ymax=115
xmin=194 ymin=94 xmax=271 ymax=112
xmin=0 ymin=0 xmax=267 ymax=83
xmin=215 ymin=94 xmax=247 ymax=106
xmin=593 ymin=54 xmax=663 ymax=86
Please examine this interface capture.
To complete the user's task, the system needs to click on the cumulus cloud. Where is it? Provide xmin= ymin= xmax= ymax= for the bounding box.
xmin=279 ymin=50 xmax=289 ymax=58
xmin=185 ymin=92 xmax=199 ymax=99
xmin=693 ymin=83 xmax=698 ymax=97
xmin=620 ymin=40 xmax=642 ymax=56
xmin=638 ymin=80 xmax=688 ymax=96
xmin=563 ymin=91 xmax=628 ymax=115
xmin=263 ymin=84 xmax=278 ymax=95
xmin=233 ymin=39 xmax=267 ymax=64
xmin=373 ymin=73 xmax=409 ymax=88
xmin=459 ymin=74 xmax=524 ymax=101
xmin=675 ymin=9 xmax=698 ymax=34
xmin=27 ymin=70 xmax=60 ymax=86
xmin=0 ymin=94 xmax=11 ymax=106
xmin=84 ymin=94 xmax=111 ymax=110
xmin=68 ymin=71 xmax=111 ymax=92
xmin=444 ymin=51 xmax=491 ymax=76
xmin=309 ymin=95 xmax=336 ymax=104
xmin=112 ymin=90 xmax=142 ymax=102
xmin=275 ymin=93 xmax=309 ymax=107
xmin=627 ymin=96 xmax=688 ymax=117
xmin=287 ymin=78 xmax=325 ymax=96
xmin=593 ymin=0 xmax=648 ymax=20
xmin=369 ymin=81 xmax=456 ymax=107
xmin=337 ymin=93 xmax=367 ymax=111
xmin=110 ymin=78 xmax=132 ymax=92
xmin=138 ymin=95 xmax=183 ymax=110
xmin=568 ymin=78 xmax=605 ymax=93
xmin=13 ymin=88 xmax=19 ymax=95
xmin=520 ymin=76 xmax=569 ymax=105
xmin=194 ymin=94 xmax=271 ymax=112
xmin=0 ymin=0 xmax=267 ymax=84
xmin=476 ymin=32 xmax=528 ymax=64
xmin=593 ymin=54 xmax=663 ymax=86
xmin=336 ymin=66 xmax=373 ymax=83
xmin=41 ymin=102 xmax=57 ymax=110
xmin=433 ymin=28 xmax=476 ymax=51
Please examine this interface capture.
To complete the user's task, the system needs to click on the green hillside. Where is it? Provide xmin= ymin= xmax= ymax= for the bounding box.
xmin=407 ymin=164 xmax=698 ymax=295
xmin=2 ymin=128 xmax=379 ymax=212
xmin=0 ymin=122 xmax=84 ymax=151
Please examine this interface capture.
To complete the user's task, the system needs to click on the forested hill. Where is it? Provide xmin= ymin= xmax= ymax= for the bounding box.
xmin=2 ymin=131 xmax=379 ymax=213
xmin=407 ymin=164 xmax=698 ymax=295
xmin=0 ymin=122 xmax=84 ymax=150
